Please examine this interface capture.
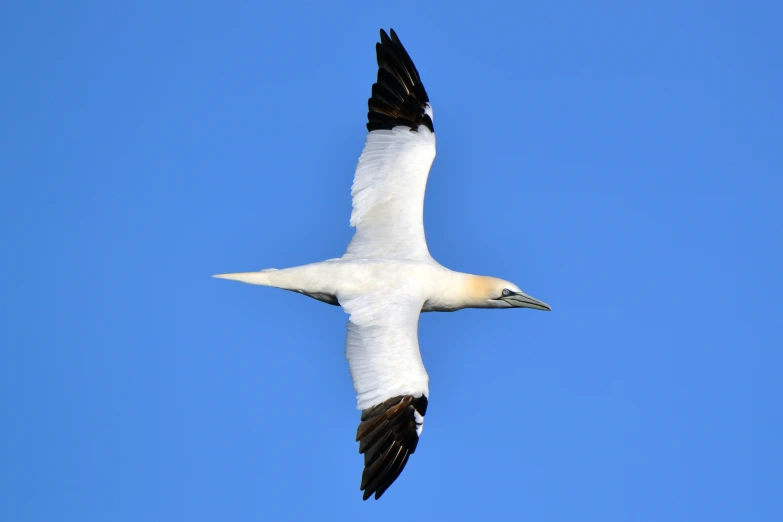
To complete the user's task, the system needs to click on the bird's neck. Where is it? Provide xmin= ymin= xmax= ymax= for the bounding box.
xmin=425 ymin=272 xmax=497 ymax=311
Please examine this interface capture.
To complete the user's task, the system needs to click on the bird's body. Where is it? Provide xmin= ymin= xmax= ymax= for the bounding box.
xmin=215 ymin=29 xmax=550 ymax=500
xmin=216 ymin=258 xmax=518 ymax=313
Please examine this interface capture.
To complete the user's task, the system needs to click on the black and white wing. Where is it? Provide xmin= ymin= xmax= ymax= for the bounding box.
xmin=340 ymin=291 xmax=429 ymax=500
xmin=344 ymin=29 xmax=436 ymax=261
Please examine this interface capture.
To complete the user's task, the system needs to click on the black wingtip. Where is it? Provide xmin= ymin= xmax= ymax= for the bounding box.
xmin=356 ymin=395 xmax=428 ymax=500
xmin=366 ymin=29 xmax=433 ymax=133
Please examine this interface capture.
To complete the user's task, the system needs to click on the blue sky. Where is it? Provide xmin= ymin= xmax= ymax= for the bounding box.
xmin=2 ymin=1 xmax=782 ymax=520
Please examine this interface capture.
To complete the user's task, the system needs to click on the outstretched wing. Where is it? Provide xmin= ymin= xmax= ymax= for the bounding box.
xmin=344 ymin=29 xmax=436 ymax=261
xmin=340 ymin=291 xmax=430 ymax=500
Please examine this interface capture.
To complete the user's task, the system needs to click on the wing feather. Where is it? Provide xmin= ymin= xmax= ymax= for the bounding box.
xmin=341 ymin=292 xmax=430 ymax=500
xmin=344 ymin=29 xmax=436 ymax=260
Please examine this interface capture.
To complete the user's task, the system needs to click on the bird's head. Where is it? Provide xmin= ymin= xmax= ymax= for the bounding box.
xmin=467 ymin=276 xmax=552 ymax=311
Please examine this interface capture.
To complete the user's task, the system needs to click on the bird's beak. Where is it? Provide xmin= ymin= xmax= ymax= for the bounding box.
xmin=502 ymin=291 xmax=552 ymax=311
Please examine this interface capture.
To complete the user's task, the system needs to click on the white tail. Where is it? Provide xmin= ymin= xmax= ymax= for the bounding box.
xmin=212 ymin=269 xmax=278 ymax=286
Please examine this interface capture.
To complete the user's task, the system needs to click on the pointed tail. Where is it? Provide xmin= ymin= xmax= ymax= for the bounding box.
xmin=212 ymin=268 xmax=278 ymax=286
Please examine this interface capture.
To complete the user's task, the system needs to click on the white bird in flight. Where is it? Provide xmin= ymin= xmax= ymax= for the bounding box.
xmin=215 ymin=28 xmax=551 ymax=500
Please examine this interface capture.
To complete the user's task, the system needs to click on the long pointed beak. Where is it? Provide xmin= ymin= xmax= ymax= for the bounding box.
xmin=502 ymin=291 xmax=552 ymax=311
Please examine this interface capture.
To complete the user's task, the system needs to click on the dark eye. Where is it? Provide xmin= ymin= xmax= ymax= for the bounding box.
xmin=502 ymin=288 xmax=513 ymax=297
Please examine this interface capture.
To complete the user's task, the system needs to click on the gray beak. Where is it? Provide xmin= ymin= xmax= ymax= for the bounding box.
xmin=502 ymin=291 xmax=552 ymax=311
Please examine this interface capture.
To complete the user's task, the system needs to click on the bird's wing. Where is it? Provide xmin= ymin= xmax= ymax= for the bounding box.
xmin=340 ymin=290 xmax=429 ymax=500
xmin=344 ymin=29 xmax=436 ymax=261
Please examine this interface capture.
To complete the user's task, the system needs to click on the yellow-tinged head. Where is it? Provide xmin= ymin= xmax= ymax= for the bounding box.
xmin=464 ymin=275 xmax=552 ymax=311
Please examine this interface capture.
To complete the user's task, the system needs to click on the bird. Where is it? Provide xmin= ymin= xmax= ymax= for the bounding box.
xmin=214 ymin=28 xmax=551 ymax=500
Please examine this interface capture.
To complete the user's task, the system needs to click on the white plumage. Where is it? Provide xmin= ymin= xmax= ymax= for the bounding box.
xmin=345 ymin=124 xmax=436 ymax=260
xmin=342 ymin=291 xmax=428 ymax=411
xmin=214 ymin=29 xmax=550 ymax=501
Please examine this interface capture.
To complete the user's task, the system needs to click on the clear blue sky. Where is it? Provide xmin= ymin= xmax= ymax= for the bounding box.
xmin=2 ymin=1 xmax=782 ymax=520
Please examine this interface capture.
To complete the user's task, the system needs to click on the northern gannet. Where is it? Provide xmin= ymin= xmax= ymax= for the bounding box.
xmin=215 ymin=29 xmax=551 ymax=500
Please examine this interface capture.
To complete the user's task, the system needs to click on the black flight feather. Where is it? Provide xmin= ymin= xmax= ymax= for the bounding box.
xmin=366 ymin=29 xmax=433 ymax=133
xmin=356 ymin=394 xmax=428 ymax=500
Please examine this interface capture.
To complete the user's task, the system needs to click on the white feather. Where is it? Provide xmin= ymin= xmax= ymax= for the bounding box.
xmin=344 ymin=125 xmax=436 ymax=260
xmin=340 ymin=291 xmax=429 ymax=411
